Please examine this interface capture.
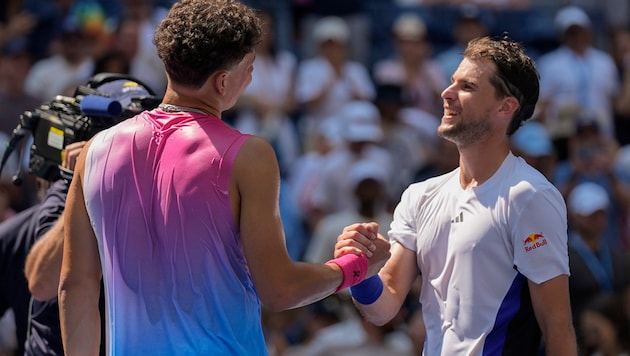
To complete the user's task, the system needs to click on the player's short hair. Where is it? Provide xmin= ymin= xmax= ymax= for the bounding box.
xmin=464 ymin=35 xmax=540 ymax=135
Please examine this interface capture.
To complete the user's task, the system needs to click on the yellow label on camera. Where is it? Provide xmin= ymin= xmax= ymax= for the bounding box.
xmin=48 ymin=127 xmax=64 ymax=150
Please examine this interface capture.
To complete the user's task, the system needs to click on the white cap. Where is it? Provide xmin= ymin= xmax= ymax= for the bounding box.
xmin=568 ymin=182 xmax=609 ymax=216
xmin=348 ymin=159 xmax=388 ymax=187
xmin=341 ymin=101 xmax=383 ymax=142
xmin=392 ymin=13 xmax=427 ymax=41
xmin=555 ymin=6 xmax=591 ymax=33
xmin=313 ymin=16 xmax=350 ymax=43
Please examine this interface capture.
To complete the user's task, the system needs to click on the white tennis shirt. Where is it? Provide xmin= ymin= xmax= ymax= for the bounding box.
xmin=390 ymin=153 xmax=569 ymax=355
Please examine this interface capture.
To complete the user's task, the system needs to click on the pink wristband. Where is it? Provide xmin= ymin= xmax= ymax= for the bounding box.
xmin=327 ymin=253 xmax=369 ymax=293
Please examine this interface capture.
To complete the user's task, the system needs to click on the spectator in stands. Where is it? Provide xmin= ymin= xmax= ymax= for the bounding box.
xmin=0 ymin=38 xmax=42 ymax=212
xmin=537 ymin=5 xmax=619 ymax=158
xmin=435 ymin=5 xmax=491 ymax=86
xmin=287 ymin=119 xmax=342 ymax=234
xmin=107 ymin=0 xmax=168 ymax=96
xmin=23 ymin=16 xmax=96 ymax=101
xmin=0 ymin=37 xmax=37 ymax=137
xmin=408 ymin=0 xmax=530 ymax=9
xmin=375 ymin=83 xmax=440 ymax=198
xmin=579 ymin=293 xmax=630 ymax=356
xmin=308 ymin=101 xmax=393 ymax=225
xmin=373 ymin=12 xmax=445 ymax=117
xmin=282 ymin=296 xmax=415 ymax=355
xmin=566 ymin=182 xmax=630 ymax=343
xmin=92 ymin=50 xmax=130 ymax=75
xmin=295 ymin=16 xmax=375 ymax=152
xmin=233 ymin=9 xmax=300 ymax=175
xmin=304 ymin=160 xmax=393 ymax=264
xmin=0 ymin=5 xmax=35 ymax=53
xmin=611 ymin=26 xmax=630 ymax=147
xmin=292 ymin=0 xmax=369 ymax=65
xmin=553 ymin=112 xmax=630 ymax=248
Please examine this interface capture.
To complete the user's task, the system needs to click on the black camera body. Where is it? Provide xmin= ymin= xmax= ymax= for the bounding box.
xmin=26 ymin=97 xmax=117 ymax=181
xmin=0 ymin=73 xmax=161 ymax=183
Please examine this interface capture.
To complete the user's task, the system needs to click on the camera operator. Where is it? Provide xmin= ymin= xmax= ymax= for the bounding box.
xmin=22 ymin=141 xmax=102 ymax=356
xmin=0 ymin=72 xmax=158 ymax=355
xmin=0 ymin=151 xmax=71 ymax=355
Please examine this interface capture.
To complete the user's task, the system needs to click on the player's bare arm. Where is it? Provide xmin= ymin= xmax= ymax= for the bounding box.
xmin=336 ymin=239 xmax=415 ymax=326
xmin=58 ymin=139 xmax=102 ymax=356
xmin=529 ymin=275 xmax=577 ymax=355
xmin=233 ymin=136 xmax=390 ymax=311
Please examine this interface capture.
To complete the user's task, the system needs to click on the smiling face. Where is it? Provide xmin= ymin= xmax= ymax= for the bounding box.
xmin=439 ymin=57 xmax=505 ymax=147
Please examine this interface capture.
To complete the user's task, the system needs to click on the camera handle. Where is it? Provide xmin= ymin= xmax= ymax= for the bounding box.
xmin=11 ymin=136 xmax=28 ymax=186
xmin=0 ymin=111 xmax=39 ymax=180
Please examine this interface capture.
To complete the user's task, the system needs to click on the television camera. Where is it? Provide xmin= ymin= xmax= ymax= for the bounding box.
xmin=0 ymin=73 xmax=161 ymax=183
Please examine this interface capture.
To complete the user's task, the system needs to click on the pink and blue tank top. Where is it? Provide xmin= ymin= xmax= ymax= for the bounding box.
xmin=83 ymin=109 xmax=266 ymax=355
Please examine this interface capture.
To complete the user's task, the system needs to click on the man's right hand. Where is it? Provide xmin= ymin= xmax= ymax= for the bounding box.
xmin=334 ymin=222 xmax=391 ymax=277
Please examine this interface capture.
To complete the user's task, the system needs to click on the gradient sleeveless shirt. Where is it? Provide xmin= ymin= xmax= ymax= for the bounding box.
xmin=83 ymin=109 xmax=266 ymax=355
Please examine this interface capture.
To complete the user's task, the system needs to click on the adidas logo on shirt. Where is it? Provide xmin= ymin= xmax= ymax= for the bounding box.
xmin=451 ymin=212 xmax=464 ymax=223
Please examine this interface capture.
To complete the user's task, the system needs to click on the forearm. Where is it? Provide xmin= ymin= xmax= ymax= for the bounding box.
xmin=352 ymin=271 xmax=408 ymax=326
xmin=25 ymin=218 xmax=64 ymax=300
xmin=59 ymin=281 xmax=101 ymax=355
xmin=530 ymin=276 xmax=577 ymax=355
xmin=260 ymin=252 xmax=385 ymax=312
xmin=290 ymin=261 xmax=343 ymax=308
xmin=541 ymin=323 xmax=577 ymax=356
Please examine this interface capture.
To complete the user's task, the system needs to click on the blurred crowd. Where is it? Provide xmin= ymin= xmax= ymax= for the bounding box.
xmin=1 ymin=0 xmax=630 ymax=355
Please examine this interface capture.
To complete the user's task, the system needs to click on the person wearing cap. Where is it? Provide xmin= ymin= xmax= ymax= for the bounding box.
xmin=308 ymin=100 xmax=394 ymax=224
xmin=295 ymin=15 xmax=375 ymax=152
xmin=373 ymin=12 xmax=446 ymax=118
xmin=536 ymin=5 xmax=620 ymax=142
xmin=335 ymin=35 xmax=578 ymax=354
xmin=566 ymin=182 xmax=630 ymax=351
xmin=510 ymin=120 xmax=556 ymax=180
xmin=305 ymin=159 xmax=393 ymax=264
xmin=58 ymin=2 xmax=390 ymax=354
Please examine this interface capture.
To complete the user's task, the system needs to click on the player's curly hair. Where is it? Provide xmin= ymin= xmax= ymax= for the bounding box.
xmin=464 ymin=35 xmax=540 ymax=135
xmin=153 ymin=0 xmax=262 ymax=88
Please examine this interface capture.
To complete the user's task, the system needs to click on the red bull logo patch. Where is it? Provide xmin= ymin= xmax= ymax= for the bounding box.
xmin=523 ymin=233 xmax=547 ymax=252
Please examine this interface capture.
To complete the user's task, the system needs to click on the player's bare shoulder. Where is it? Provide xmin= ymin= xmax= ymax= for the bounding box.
xmin=233 ymin=135 xmax=280 ymax=185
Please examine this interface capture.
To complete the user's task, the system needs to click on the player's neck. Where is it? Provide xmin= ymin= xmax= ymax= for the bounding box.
xmin=458 ymin=144 xmax=510 ymax=189
xmin=161 ymin=89 xmax=220 ymax=118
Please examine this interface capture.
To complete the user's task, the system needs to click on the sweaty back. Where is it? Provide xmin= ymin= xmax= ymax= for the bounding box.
xmin=82 ymin=109 xmax=265 ymax=355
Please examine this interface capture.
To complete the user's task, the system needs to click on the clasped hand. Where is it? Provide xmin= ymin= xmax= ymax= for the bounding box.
xmin=334 ymin=222 xmax=391 ymax=277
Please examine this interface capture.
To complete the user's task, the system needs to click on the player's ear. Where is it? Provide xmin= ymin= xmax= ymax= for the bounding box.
xmin=212 ymin=71 xmax=229 ymax=96
xmin=499 ymin=96 xmax=519 ymax=117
